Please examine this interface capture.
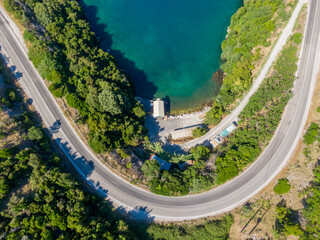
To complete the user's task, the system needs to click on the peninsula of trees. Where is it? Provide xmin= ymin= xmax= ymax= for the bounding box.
xmin=5 ymin=0 xmax=146 ymax=154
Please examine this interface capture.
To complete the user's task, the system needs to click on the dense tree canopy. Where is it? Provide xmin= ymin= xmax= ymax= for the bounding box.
xmin=4 ymin=0 xmax=146 ymax=153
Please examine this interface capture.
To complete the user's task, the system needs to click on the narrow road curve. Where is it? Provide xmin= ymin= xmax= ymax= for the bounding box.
xmin=0 ymin=0 xmax=319 ymax=221
xmin=182 ymin=0 xmax=306 ymax=150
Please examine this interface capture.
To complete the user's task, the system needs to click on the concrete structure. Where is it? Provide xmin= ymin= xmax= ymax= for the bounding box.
xmin=153 ymin=98 xmax=165 ymax=118
xmin=220 ymin=122 xmax=237 ymax=138
xmin=210 ymin=136 xmax=224 ymax=148
xmin=210 ymin=122 xmax=237 ymax=148
xmin=150 ymin=154 xmax=171 ymax=171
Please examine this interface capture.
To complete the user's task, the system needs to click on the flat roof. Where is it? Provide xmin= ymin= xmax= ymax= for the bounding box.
xmin=153 ymin=99 xmax=165 ymax=118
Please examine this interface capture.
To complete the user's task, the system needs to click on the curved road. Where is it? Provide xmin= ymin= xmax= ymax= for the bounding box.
xmin=182 ymin=0 xmax=306 ymax=150
xmin=0 ymin=0 xmax=319 ymax=221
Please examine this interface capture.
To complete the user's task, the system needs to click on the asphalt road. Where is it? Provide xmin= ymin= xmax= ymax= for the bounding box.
xmin=0 ymin=0 xmax=319 ymax=221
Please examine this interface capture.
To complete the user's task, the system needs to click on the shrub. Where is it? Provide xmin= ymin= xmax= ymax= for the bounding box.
xmin=23 ymin=29 xmax=36 ymax=42
xmin=291 ymin=32 xmax=303 ymax=44
xmin=48 ymin=83 xmax=65 ymax=98
xmin=263 ymin=40 xmax=272 ymax=47
xmin=303 ymin=122 xmax=319 ymax=145
xmin=192 ymin=126 xmax=208 ymax=138
xmin=28 ymin=126 xmax=43 ymax=141
xmin=275 ymin=201 xmax=303 ymax=237
xmin=274 ymin=178 xmax=291 ymax=194
xmin=190 ymin=145 xmax=210 ymax=161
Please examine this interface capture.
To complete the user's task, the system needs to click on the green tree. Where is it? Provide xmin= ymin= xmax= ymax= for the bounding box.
xmin=192 ymin=127 xmax=208 ymax=138
xmin=303 ymin=122 xmax=319 ymax=145
xmin=28 ymin=126 xmax=43 ymax=141
xmin=276 ymin=201 xmax=303 ymax=237
xmin=141 ymin=159 xmax=161 ymax=181
xmin=273 ymin=178 xmax=291 ymax=194
xmin=98 ymin=89 xmax=124 ymax=115
xmin=190 ymin=145 xmax=210 ymax=161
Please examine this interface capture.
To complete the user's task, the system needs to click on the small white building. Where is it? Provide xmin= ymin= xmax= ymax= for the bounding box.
xmin=153 ymin=98 xmax=165 ymax=118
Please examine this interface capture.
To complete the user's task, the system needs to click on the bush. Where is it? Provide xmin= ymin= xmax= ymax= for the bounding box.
xmin=28 ymin=126 xmax=43 ymax=141
xmin=291 ymin=32 xmax=303 ymax=44
xmin=274 ymin=178 xmax=291 ymax=194
xmin=192 ymin=126 xmax=208 ymax=138
xmin=4 ymin=0 xmax=146 ymax=154
xmin=303 ymin=122 xmax=320 ymax=145
xmin=23 ymin=29 xmax=36 ymax=42
xmin=205 ymin=0 xmax=288 ymax=125
xmin=275 ymin=201 xmax=303 ymax=237
xmin=48 ymin=83 xmax=65 ymax=98
xmin=263 ymin=40 xmax=272 ymax=47
xmin=190 ymin=145 xmax=210 ymax=161
xmin=147 ymin=214 xmax=234 ymax=240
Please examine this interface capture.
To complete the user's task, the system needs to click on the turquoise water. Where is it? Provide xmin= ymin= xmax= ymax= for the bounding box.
xmin=82 ymin=0 xmax=242 ymax=111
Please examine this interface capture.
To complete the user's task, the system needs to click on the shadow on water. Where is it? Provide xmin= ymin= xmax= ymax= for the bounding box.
xmin=79 ymin=2 xmax=158 ymax=100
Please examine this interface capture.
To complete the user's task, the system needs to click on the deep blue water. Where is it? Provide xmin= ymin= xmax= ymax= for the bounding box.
xmin=82 ymin=0 xmax=242 ymax=111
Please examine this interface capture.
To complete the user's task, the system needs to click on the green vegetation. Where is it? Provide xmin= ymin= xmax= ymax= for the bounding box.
xmin=0 ymin=62 xmax=139 ymax=239
xmin=303 ymin=122 xmax=320 ymax=145
xmin=192 ymin=126 xmax=208 ymax=138
xmin=206 ymin=0 xmax=295 ymax=125
xmin=273 ymin=178 xmax=291 ymax=194
xmin=301 ymin=164 xmax=320 ymax=238
xmin=214 ymin=34 xmax=300 ymax=184
xmin=146 ymin=215 xmax=233 ymax=240
xmin=27 ymin=126 xmax=43 ymax=141
xmin=142 ymin=23 xmax=303 ymax=194
xmin=141 ymin=143 xmax=214 ymax=196
xmin=275 ymin=200 xmax=303 ymax=237
xmin=4 ymin=0 xmax=146 ymax=154
xmin=274 ymin=109 xmax=320 ymax=239
xmin=0 ymin=61 xmax=234 ymax=239
xmin=0 ymin=45 xmax=236 ymax=237
xmin=291 ymin=32 xmax=303 ymax=44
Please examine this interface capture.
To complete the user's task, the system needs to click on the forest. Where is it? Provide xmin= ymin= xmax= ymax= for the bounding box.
xmin=4 ymin=0 xmax=147 ymax=154
xmin=0 ymin=60 xmax=233 ymax=239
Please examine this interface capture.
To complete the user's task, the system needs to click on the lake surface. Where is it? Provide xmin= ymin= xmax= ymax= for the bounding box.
xmin=82 ymin=0 xmax=242 ymax=111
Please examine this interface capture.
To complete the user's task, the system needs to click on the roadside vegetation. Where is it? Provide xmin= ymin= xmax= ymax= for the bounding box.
xmin=214 ymin=31 xmax=301 ymax=184
xmin=303 ymin=122 xmax=320 ymax=144
xmin=140 ymin=142 xmax=213 ymax=196
xmin=228 ymin=47 xmax=320 ymax=240
xmin=140 ymin=1 xmax=305 ymax=195
xmin=0 ymin=62 xmax=138 ymax=239
xmin=206 ymin=0 xmax=296 ymax=125
xmin=192 ymin=126 xmax=208 ymax=138
xmin=3 ymin=0 xmax=146 ymax=154
xmin=273 ymin=178 xmax=291 ymax=194
xmin=0 ymin=0 xmax=305 ymax=200
xmin=145 ymin=214 xmax=233 ymax=240
xmin=0 ymin=60 xmax=233 ymax=239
